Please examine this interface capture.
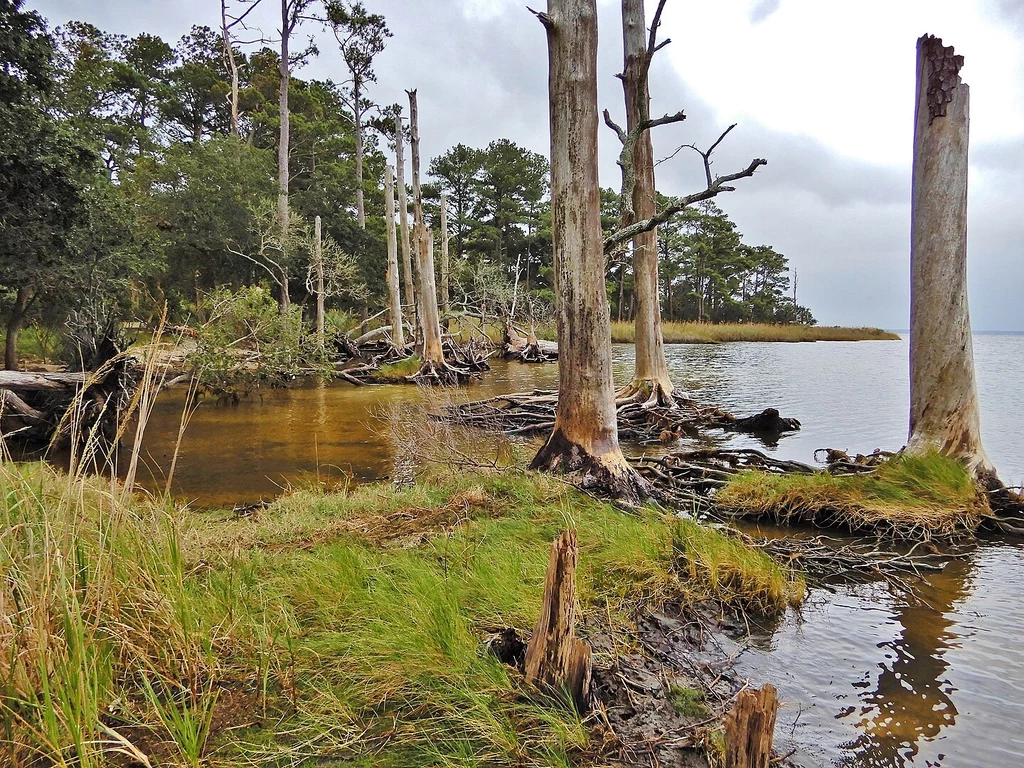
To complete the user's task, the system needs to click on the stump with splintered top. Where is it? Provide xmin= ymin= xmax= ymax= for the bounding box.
xmin=524 ymin=529 xmax=592 ymax=712
xmin=724 ymin=684 xmax=778 ymax=768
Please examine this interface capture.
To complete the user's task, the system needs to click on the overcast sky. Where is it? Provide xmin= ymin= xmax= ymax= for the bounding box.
xmin=30 ymin=0 xmax=1024 ymax=330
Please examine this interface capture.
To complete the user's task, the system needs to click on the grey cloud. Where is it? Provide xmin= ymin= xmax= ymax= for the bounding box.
xmin=28 ymin=0 xmax=1024 ymax=330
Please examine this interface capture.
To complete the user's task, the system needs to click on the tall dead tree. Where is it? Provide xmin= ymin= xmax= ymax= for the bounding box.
xmin=314 ymin=214 xmax=325 ymax=349
xmin=616 ymin=0 xmax=673 ymax=406
xmin=407 ymin=90 xmax=457 ymax=381
xmin=440 ymin=191 xmax=451 ymax=319
xmin=908 ymin=35 xmax=993 ymax=478
xmin=220 ymin=1 xmax=266 ymax=137
xmin=604 ymin=0 xmax=765 ymax=408
xmin=395 ymin=112 xmax=415 ymax=327
xmin=528 ymin=0 xmax=640 ymax=498
xmin=384 ymin=164 xmax=405 ymax=348
xmin=276 ymin=0 xmax=318 ymax=309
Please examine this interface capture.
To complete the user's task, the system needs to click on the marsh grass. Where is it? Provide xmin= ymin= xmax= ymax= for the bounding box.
xmin=608 ymin=321 xmax=899 ymax=344
xmin=717 ymin=451 xmax=988 ymax=537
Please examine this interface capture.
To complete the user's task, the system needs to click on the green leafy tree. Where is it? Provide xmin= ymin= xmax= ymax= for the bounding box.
xmin=0 ymin=0 xmax=95 ymax=369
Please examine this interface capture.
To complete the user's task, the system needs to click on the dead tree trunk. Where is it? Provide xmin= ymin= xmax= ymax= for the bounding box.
xmin=618 ymin=0 xmax=674 ymax=407
xmin=384 ymin=164 xmax=406 ymax=349
xmin=724 ymin=684 xmax=778 ymax=768
xmin=407 ymin=90 xmax=455 ymax=381
xmin=908 ymin=35 xmax=993 ymax=478
xmin=528 ymin=0 xmax=641 ymax=499
xmin=220 ymin=0 xmax=241 ymax=136
xmin=440 ymin=191 xmax=451 ymax=321
xmin=314 ymin=215 xmax=325 ymax=351
xmin=277 ymin=0 xmax=291 ymax=289
xmin=395 ymin=112 xmax=416 ymax=330
xmin=524 ymin=529 xmax=591 ymax=712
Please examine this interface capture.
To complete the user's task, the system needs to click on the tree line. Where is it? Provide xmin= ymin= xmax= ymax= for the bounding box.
xmin=0 ymin=0 xmax=812 ymax=373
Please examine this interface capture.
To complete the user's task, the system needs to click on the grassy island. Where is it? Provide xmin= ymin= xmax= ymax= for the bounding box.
xmin=0 ymin=462 xmax=801 ymax=767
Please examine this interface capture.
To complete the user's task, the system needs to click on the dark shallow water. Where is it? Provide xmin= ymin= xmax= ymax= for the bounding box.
xmin=131 ymin=333 xmax=1023 ymax=767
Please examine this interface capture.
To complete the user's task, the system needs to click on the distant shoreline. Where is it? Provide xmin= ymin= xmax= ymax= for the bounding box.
xmin=537 ymin=322 xmax=901 ymax=344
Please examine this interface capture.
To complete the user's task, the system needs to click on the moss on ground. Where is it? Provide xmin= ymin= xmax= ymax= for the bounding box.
xmin=717 ymin=451 xmax=989 ymax=537
xmin=0 ymin=462 xmax=800 ymax=767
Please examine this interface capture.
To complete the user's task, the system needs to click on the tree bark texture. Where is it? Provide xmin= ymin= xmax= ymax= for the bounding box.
xmin=440 ymin=191 xmax=451 ymax=319
xmin=620 ymin=0 xmax=673 ymax=405
xmin=908 ymin=35 xmax=992 ymax=476
xmin=384 ymin=164 xmax=406 ymax=349
xmin=417 ymin=228 xmax=445 ymax=363
xmin=723 ymin=684 xmax=778 ymax=768
xmin=408 ymin=90 xmax=444 ymax=366
xmin=529 ymin=0 xmax=635 ymax=493
xmin=524 ymin=529 xmax=592 ymax=712
xmin=314 ymin=215 xmax=325 ymax=350
xmin=395 ymin=113 xmax=415 ymax=326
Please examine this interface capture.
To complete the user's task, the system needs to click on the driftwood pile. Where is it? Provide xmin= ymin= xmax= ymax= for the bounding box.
xmin=445 ymin=390 xmax=801 ymax=445
xmin=0 ymin=363 xmax=137 ymax=453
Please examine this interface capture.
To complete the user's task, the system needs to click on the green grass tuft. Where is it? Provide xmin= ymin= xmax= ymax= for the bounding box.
xmin=0 ymin=464 xmax=800 ymax=767
xmin=717 ymin=451 xmax=987 ymax=537
xmin=372 ymin=355 xmax=423 ymax=382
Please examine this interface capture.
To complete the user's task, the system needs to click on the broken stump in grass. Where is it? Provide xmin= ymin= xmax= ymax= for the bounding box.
xmin=724 ymin=684 xmax=779 ymax=768
xmin=524 ymin=529 xmax=592 ymax=712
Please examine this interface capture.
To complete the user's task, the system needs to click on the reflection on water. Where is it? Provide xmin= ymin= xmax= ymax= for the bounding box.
xmin=738 ymin=544 xmax=1024 ymax=768
xmin=128 ymin=334 xmax=1024 ymax=766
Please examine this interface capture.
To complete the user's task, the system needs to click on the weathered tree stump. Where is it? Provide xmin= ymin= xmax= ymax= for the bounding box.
xmin=723 ymin=684 xmax=778 ymax=768
xmin=524 ymin=529 xmax=592 ymax=711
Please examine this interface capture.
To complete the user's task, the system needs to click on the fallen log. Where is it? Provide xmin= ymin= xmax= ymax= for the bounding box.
xmin=0 ymin=363 xmax=137 ymax=453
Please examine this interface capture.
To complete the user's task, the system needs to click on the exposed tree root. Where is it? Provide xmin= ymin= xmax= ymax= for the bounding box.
xmin=409 ymin=358 xmax=474 ymax=385
xmin=529 ymin=430 xmax=651 ymax=504
xmin=615 ymin=377 xmax=676 ymax=409
xmin=445 ymin=390 xmax=800 ymax=446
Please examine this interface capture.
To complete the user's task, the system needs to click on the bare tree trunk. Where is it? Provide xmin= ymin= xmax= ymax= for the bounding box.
xmin=619 ymin=0 xmax=673 ymax=407
xmin=354 ymin=80 xmax=365 ymax=229
xmin=440 ymin=191 xmax=451 ymax=320
xmin=408 ymin=90 xmax=446 ymax=372
xmin=277 ymin=0 xmax=290 ymax=311
xmin=908 ymin=35 xmax=992 ymax=478
xmin=417 ymin=228 xmax=445 ymax=363
xmin=395 ymin=113 xmax=415 ymax=327
xmin=384 ymin=165 xmax=405 ymax=349
xmin=5 ymin=287 xmax=32 ymax=372
xmin=220 ymin=0 xmax=240 ymax=136
xmin=314 ymin=215 xmax=324 ymax=350
xmin=529 ymin=0 xmax=640 ymax=499
xmin=524 ymin=529 xmax=592 ymax=711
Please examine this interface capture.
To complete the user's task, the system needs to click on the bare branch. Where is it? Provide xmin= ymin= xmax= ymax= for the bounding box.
xmin=641 ymin=109 xmax=686 ymax=132
xmin=605 ymin=156 xmax=767 ymax=253
xmin=647 ymin=0 xmax=669 ymax=58
xmin=527 ymin=6 xmax=554 ymax=29
xmin=603 ymin=109 xmax=627 ymax=145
